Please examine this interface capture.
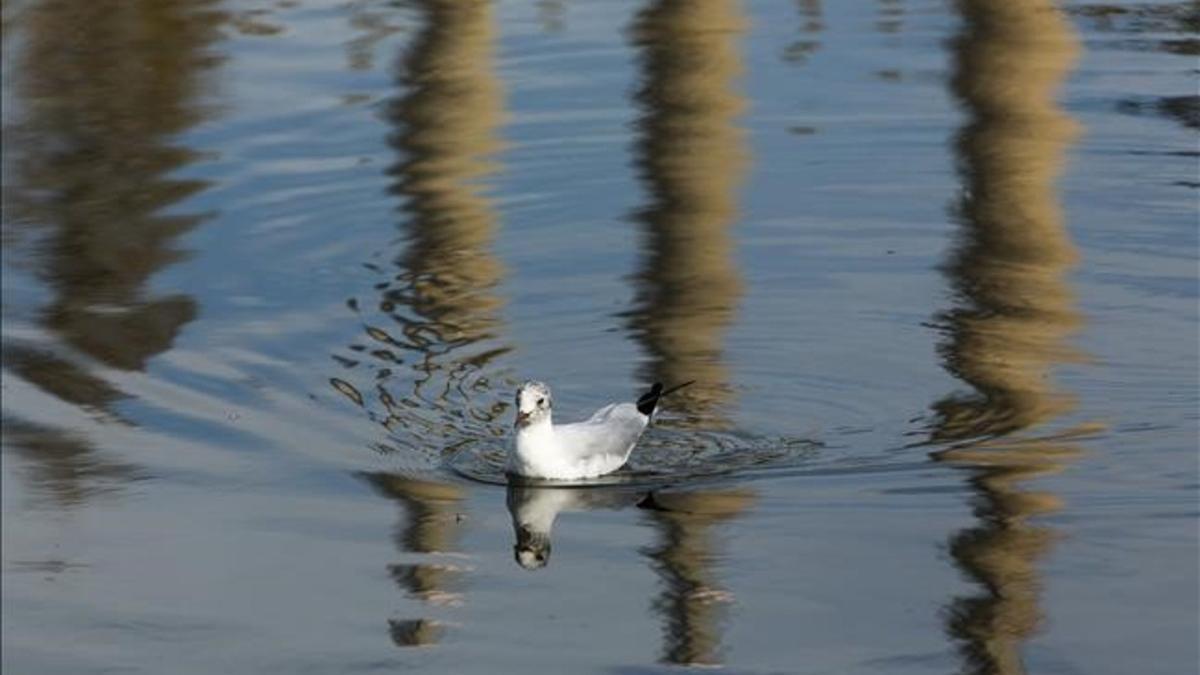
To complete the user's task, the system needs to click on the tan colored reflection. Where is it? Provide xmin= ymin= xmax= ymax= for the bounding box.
xmin=361 ymin=473 xmax=466 ymax=647
xmin=4 ymin=0 xmax=223 ymax=506
xmin=627 ymin=0 xmax=748 ymax=428
xmin=335 ymin=0 xmax=509 ymax=431
xmin=627 ymin=2 xmax=753 ymax=665
xmin=342 ymin=0 xmax=508 ymax=425
xmin=384 ymin=0 xmax=504 ymax=345
xmin=641 ymin=488 xmax=755 ymax=667
xmin=350 ymin=2 xmax=504 ymax=645
xmin=8 ymin=0 xmax=222 ymax=372
xmin=932 ymin=2 xmax=1088 ymax=673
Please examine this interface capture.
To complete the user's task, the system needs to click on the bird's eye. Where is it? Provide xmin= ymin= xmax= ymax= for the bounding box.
xmin=537 ymin=397 xmax=545 ymax=407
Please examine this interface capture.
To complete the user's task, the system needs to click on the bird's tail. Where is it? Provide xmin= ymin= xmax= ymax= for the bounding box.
xmin=636 ymin=380 xmax=696 ymax=416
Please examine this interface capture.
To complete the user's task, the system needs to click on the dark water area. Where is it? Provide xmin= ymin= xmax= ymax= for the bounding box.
xmin=2 ymin=0 xmax=1197 ymax=673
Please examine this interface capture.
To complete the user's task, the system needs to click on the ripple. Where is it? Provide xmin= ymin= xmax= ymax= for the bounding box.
xmin=446 ymin=424 xmax=822 ymax=487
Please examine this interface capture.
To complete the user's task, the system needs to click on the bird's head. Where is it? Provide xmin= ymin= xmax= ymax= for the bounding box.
xmin=515 ymin=380 xmax=552 ymax=429
xmin=513 ymin=525 xmax=552 ymax=569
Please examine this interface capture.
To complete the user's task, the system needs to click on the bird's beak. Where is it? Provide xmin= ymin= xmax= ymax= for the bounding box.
xmin=515 ymin=411 xmax=531 ymax=428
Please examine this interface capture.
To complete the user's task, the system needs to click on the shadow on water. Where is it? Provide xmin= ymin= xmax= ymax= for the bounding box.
xmin=329 ymin=0 xmax=514 ymax=468
xmin=927 ymin=2 xmax=1100 ymax=672
xmin=1 ymin=0 xmax=225 ymax=507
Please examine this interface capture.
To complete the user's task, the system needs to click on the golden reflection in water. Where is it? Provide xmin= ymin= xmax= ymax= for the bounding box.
xmin=362 ymin=473 xmax=466 ymax=647
xmin=3 ymin=0 xmax=224 ymax=506
xmin=338 ymin=0 xmax=509 ymax=436
xmin=640 ymin=488 xmax=756 ymax=667
xmin=627 ymin=2 xmax=754 ymax=666
xmin=348 ymin=0 xmax=505 ymax=646
xmin=627 ymin=0 xmax=748 ymax=428
xmin=384 ymin=0 xmax=504 ymax=348
xmin=932 ymin=2 xmax=1088 ymax=673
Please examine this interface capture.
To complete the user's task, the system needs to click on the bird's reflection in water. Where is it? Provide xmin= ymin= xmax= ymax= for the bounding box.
xmin=504 ymin=481 xmax=754 ymax=667
xmin=361 ymin=473 xmax=467 ymax=647
xmin=931 ymin=1 xmax=1092 ymax=673
xmin=507 ymin=483 xmax=646 ymax=570
xmin=2 ymin=0 xmax=224 ymax=507
xmin=626 ymin=0 xmax=755 ymax=666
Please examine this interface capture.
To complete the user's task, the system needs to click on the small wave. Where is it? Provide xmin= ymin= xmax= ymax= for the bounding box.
xmin=445 ymin=426 xmax=822 ymax=487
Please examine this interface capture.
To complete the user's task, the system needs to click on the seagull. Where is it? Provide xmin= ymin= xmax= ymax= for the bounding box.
xmin=507 ymin=380 xmax=694 ymax=480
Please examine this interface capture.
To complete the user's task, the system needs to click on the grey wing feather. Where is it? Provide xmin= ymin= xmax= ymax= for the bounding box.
xmin=586 ymin=403 xmax=621 ymax=423
xmin=557 ymin=403 xmax=649 ymax=461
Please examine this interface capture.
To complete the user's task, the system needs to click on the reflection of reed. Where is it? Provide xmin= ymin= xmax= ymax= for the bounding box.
xmin=9 ymin=0 xmax=222 ymax=372
xmin=627 ymin=0 xmax=747 ymax=427
xmin=335 ymin=0 xmax=509 ymax=439
xmin=0 ymin=419 xmax=142 ymax=508
xmin=932 ymin=2 xmax=1085 ymax=673
xmin=384 ymin=0 xmax=504 ymax=352
xmin=3 ymin=0 xmax=222 ymax=506
xmin=347 ymin=0 xmax=505 ymax=645
xmin=627 ymin=3 xmax=754 ymax=666
xmin=640 ymin=489 xmax=755 ymax=667
xmin=361 ymin=473 xmax=466 ymax=647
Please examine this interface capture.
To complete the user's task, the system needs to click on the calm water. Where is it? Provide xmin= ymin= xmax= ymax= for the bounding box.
xmin=2 ymin=0 xmax=1197 ymax=673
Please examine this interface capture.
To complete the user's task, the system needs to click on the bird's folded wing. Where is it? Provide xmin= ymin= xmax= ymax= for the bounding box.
xmin=556 ymin=403 xmax=648 ymax=460
xmin=585 ymin=403 xmax=620 ymax=423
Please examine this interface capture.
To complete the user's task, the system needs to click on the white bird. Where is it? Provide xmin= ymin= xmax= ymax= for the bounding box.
xmin=506 ymin=380 xmax=693 ymax=480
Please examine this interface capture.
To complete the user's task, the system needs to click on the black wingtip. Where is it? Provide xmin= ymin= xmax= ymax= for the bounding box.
xmin=636 ymin=382 xmax=664 ymax=416
xmin=636 ymin=380 xmax=694 ymax=416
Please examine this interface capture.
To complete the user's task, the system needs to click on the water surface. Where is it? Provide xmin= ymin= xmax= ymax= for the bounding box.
xmin=2 ymin=0 xmax=1197 ymax=673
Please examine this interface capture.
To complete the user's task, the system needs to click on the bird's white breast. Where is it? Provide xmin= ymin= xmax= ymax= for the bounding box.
xmin=509 ymin=413 xmax=646 ymax=480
